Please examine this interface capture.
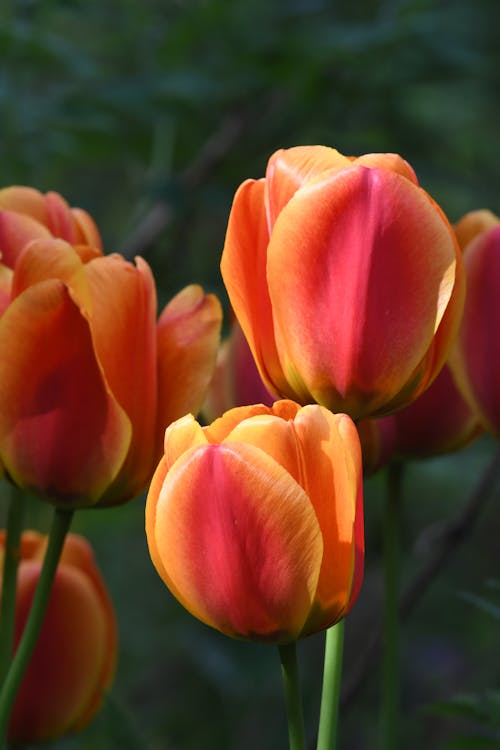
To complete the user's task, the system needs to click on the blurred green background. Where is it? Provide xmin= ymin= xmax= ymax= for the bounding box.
xmin=1 ymin=0 xmax=499 ymax=747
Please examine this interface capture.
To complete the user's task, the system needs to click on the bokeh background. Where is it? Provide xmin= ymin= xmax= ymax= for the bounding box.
xmin=1 ymin=0 xmax=499 ymax=747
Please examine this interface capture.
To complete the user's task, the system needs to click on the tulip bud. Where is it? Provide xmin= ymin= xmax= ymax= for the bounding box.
xmin=450 ymin=212 xmax=500 ymax=437
xmin=221 ymin=146 xmax=465 ymax=420
xmin=146 ymin=400 xmax=363 ymax=643
xmin=0 ymin=531 xmax=117 ymax=744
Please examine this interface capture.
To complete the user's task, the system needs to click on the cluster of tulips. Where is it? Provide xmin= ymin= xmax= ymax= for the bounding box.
xmin=0 ymin=147 xmax=498 ymax=748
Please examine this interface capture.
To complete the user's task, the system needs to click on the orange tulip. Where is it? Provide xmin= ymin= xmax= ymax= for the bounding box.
xmin=0 ymin=531 xmax=117 ymax=744
xmin=146 ymin=400 xmax=363 ymax=643
xmin=221 ymin=146 xmax=465 ymax=420
xmin=203 ymin=317 xmax=274 ymax=422
xmin=450 ymin=211 xmax=500 ymax=437
xmin=0 ymin=226 xmax=222 ymax=508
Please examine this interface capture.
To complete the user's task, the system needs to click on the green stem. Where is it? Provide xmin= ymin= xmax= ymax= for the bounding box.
xmin=316 ymin=620 xmax=345 ymax=750
xmin=279 ymin=641 xmax=306 ymax=750
xmin=0 ymin=507 xmax=73 ymax=743
xmin=0 ymin=488 xmax=26 ymax=685
xmin=380 ymin=461 xmax=404 ymax=750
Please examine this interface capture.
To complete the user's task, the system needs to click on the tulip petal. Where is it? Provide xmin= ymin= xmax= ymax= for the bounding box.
xmin=221 ymin=179 xmax=287 ymax=397
xmin=156 ymin=284 xmax=222 ymax=439
xmin=0 ymin=187 xmax=49 ymax=224
xmin=452 ymin=226 xmax=500 ymax=435
xmin=80 ymin=254 xmax=158 ymax=502
xmin=163 ymin=413 xmax=208 ymax=465
xmin=267 ymin=165 xmax=459 ymax=417
xmin=354 ymin=153 xmax=418 ymax=184
xmin=0 ymin=210 xmax=51 ymax=268
xmin=0 ymin=280 xmax=131 ymax=505
xmin=204 ymin=403 xmax=275 ymax=443
xmin=454 ymin=209 xmax=499 ymax=251
xmin=293 ymin=409 xmax=363 ymax=629
xmin=149 ymin=442 xmax=323 ymax=642
xmin=71 ymin=208 xmax=103 ymax=251
xmin=12 ymin=239 xmax=89 ymax=304
xmin=0 ymin=263 xmax=12 ymax=316
xmin=265 ymin=146 xmax=351 ymax=227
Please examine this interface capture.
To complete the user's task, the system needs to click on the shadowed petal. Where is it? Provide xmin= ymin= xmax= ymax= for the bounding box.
xmin=0 ymin=211 xmax=51 ymax=269
xmin=221 ymin=179 xmax=286 ymax=397
xmin=0 ymin=280 xmax=131 ymax=505
xmin=156 ymin=284 xmax=222 ymax=440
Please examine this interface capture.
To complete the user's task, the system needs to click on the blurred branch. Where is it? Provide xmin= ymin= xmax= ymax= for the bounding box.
xmin=341 ymin=447 xmax=500 ymax=711
xmin=120 ymin=93 xmax=284 ymax=259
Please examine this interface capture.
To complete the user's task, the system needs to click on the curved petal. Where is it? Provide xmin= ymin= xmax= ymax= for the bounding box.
xmin=0 ymin=210 xmax=51 ymax=269
xmin=149 ymin=442 xmax=322 ymax=642
xmin=354 ymin=153 xmax=418 ymax=184
xmin=45 ymin=192 xmax=81 ymax=244
xmin=204 ymin=403 xmax=274 ymax=443
xmin=12 ymin=239 xmax=89 ymax=304
xmin=267 ymin=165 xmax=459 ymax=418
xmin=80 ymin=255 xmax=158 ymax=503
xmin=220 ymin=179 xmax=286 ymax=397
xmin=156 ymin=284 xmax=222 ymax=441
xmin=0 ymin=187 xmax=48 ymax=223
xmin=163 ymin=414 xmax=208 ymax=465
xmin=265 ymin=146 xmax=351 ymax=227
xmin=0 ymin=264 xmax=13 ymax=316
xmin=71 ymin=208 xmax=103 ymax=251
xmin=0 ymin=280 xmax=131 ymax=506
xmin=293 ymin=409 xmax=363 ymax=631
xmin=454 ymin=209 xmax=499 ymax=251
xmin=451 ymin=226 xmax=500 ymax=435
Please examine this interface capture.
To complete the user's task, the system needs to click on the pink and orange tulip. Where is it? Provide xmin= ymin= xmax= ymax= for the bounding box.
xmin=0 ymin=531 xmax=117 ymax=744
xmin=450 ymin=211 xmax=500 ymax=437
xmin=146 ymin=400 xmax=363 ymax=643
xmin=221 ymin=146 xmax=465 ymax=420
xmin=0 ymin=189 xmax=222 ymax=507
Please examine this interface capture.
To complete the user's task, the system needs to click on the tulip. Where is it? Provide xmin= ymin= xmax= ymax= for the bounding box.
xmin=221 ymin=146 xmax=465 ymax=420
xmin=0 ymin=234 xmax=222 ymax=507
xmin=146 ymin=400 xmax=363 ymax=643
xmin=203 ymin=317 xmax=274 ymax=422
xmin=0 ymin=530 xmax=117 ymax=744
xmin=450 ymin=212 xmax=500 ymax=437
xmin=0 ymin=186 xmax=102 ymax=268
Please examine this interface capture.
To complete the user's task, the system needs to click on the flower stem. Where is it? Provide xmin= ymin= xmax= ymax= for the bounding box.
xmin=0 ymin=507 xmax=73 ymax=743
xmin=279 ymin=641 xmax=306 ymax=750
xmin=0 ymin=487 xmax=26 ymax=685
xmin=380 ymin=461 xmax=404 ymax=750
xmin=316 ymin=620 xmax=345 ymax=750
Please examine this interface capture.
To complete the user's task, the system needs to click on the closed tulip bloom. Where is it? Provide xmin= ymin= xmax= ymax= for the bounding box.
xmin=450 ymin=214 xmax=500 ymax=437
xmin=0 ymin=236 xmax=222 ymax=507
xmin=387 ymin=364 xmax=482 ymax=459
xmin=203 ymin=317 xmax=275 ymax=422
xmin=0 ymin=186 xmax=102 ymax=267
xmin=146 ymin=400 xmax=363 ymax=643
xmin=221 ymin=146 xmax=465 ymax=420
xmin=0 ymin=531 xmax=117 ymax=744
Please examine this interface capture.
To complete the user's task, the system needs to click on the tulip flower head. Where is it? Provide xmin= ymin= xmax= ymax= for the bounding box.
xmin=221 ymin=146 xmax=465 ymax=420
xmin=146 ymin=400 xmax=363 ymax=643
xmin=0 ymin=531 xmax=117 ymax=744
xmin=0 ymin=187 xmax=222 ymax=507
xmin=450 ymin=211 xmax=500 ymax=437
